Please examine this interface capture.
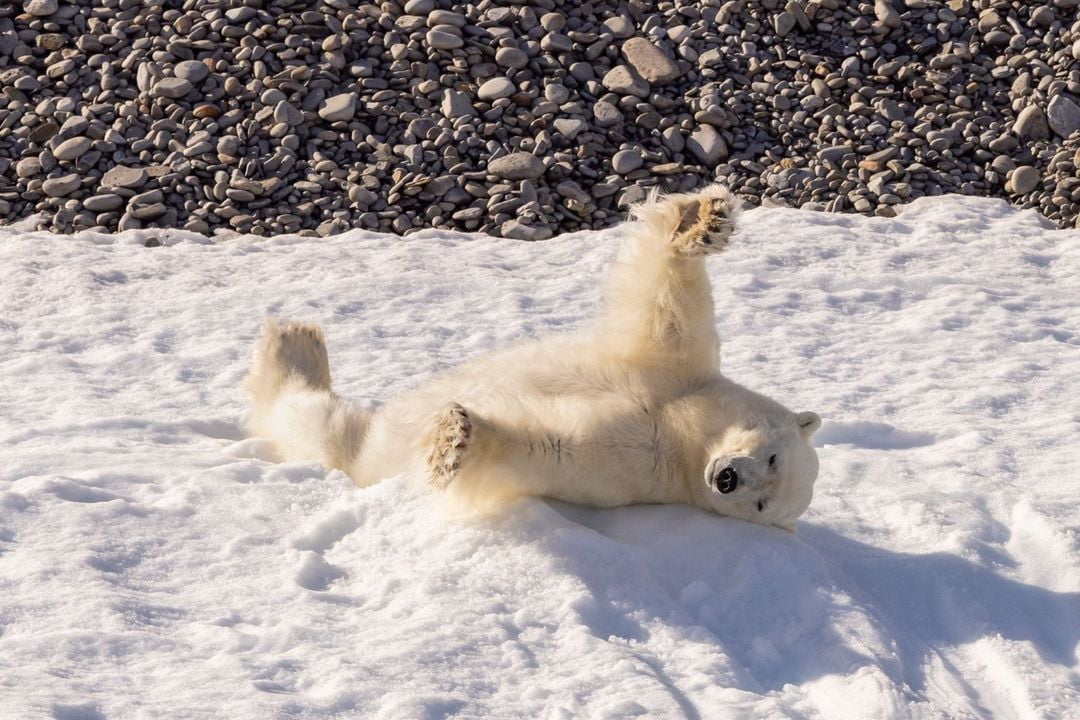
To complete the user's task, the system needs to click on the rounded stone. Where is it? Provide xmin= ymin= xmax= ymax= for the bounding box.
xmin=620 ymin=37 xmax=681 ymax=85
xmin=495 ymin=47 xmax=529 ymax=69
xmin=488 ymin=153 xmax=545 ymax=181
xmin=174 ymin=60 xmax=209 ymax=84
xmin=318 ymin=94 xmax=356 ymax=122
xmin=42 ymin=173 xmax=81 ymax=197
xmin=612 ymin=149 xmax=644 ymax=175
xmin=26 ymin=0 xmax=58 ymax=16
xmin=153 ymin=77 xmax=194 ymax=99
xmin=101 ymin=165 xmax=148 ymax=189
xmin=83 ymin=194 xmax=125 ymax=212
xmin=52 ymin=136 xmax=92 ymax=161
xmin=1010 ymin=166 xmax=1040 ymax=195
xmin=426 ymin=30 xmax=463 ymax=50
xmin=478 ymin=77 xmax=515 ymax=101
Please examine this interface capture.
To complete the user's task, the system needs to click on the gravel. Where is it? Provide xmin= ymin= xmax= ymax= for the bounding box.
xmin=2 ymin=0 xmax=1080 ymax=238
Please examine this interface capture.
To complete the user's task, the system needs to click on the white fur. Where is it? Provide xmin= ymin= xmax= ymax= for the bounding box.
xmin=244 ymin=185 xmax=822 ymax=531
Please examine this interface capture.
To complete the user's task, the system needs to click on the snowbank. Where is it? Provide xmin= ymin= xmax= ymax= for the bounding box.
xmin=1 ymin=196 xmax=1078 ymax=719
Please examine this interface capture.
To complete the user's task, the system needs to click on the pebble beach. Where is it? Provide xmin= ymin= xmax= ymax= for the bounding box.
xmin=2 ymin=0 xmax=1080 ymax=239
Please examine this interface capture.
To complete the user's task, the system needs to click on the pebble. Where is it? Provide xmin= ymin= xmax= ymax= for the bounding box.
xmin=478 ymin=78 xmax=515 ymax=101
xmin=496 ymin=48 xmax=529 ymax=69
xmin=602 ymin=66 xmax=649 ymax=98
xmin=319 ymin=94 xmax=356 ymax=122
xmin=612 ymin=149 xmax=644 ymax=175
xmin=42 ymin=174 xmax=81 ymax=197
xmin=101 ymin=166 xmax=148 ymax=189
xmin=620 ymin=38 xmax=681 ymax=85
xmin=25 ymin=0 xmax=58 ymax=16
xmin=426 ymin=30 xmax=463 ymax=50
xmin=152 ymin=78 xmax=193 ymax=99
xmin=52 ymin=137 xmax=92 ymax=162
xmin=1047 ymin=95 xmax=1080 ymax=138
xmin=1009 ymin=166 xmax=1040 ymax=194
xmin=174 ymin=61 xmax=209 ymax=84
xmin=488 ymin=153 xmax=545 ymax=181
xmin=1013 ymin=106 xmax=1050 ymax=141
xmin=687 ymin=125 xmax=728 ymax=166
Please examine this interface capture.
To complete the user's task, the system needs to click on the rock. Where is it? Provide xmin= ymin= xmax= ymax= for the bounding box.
xmin=426 ymin=30 xmax=463 ymax=50
xmin=612 ymin=149 xmax=644 ymax=175
xmin=1013 ymin=105 xmax=1050 ymax=141
xmin=152 ymin=78 xmax=193 ymax=99
xmin=174 ymin=60 xmax=209 ymax=84
xmin=592 ymin=100 xmax=622 ymax=127
xmin=42 ymin=173 xmax=81 ymax=197
xmin=52 ymin=136 xmax=92 ymax=161
xmin=1009 ymin=166 xmax=1040 ymax=194
xmin=620 ymin=37 xmax=680 ymax=85
xmin=83 ymin=194 xmax=125 ymax=212
xmin=875 ymin=0 xmax=902 ymax=29
xmin=774 ymin=12 xmax=796 ymax=37
xmin=488 ymin=153 xmax=545 ymax=180
xmin=1047 ymin=95 xmax=1080 ymax=138
xmin=101 ymin=166 xmax=148 ymax=189
xmin=319 ymin=94 xmax=356 ymax=122
xmin=478 ymin=77 xmax=515 ymax=101
xmin=501 ymin=219 xmax=553 ymax=240
xmin=274 ymin=101 xmax=303 ymax=126
xmin=687 ymin=125 xmax=728 ymax=166
xmin=602 ymin=65 xmax=650 ymax=98
xmin=495 ymin=47 xmax=529 ymax=69
xmin=25 ymin=0 xmax=58 ymax=16
xmin=441 ymin=89 xmax=476 ymax=119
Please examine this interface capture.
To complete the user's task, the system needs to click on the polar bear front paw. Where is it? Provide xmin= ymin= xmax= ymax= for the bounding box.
xmin=669 ymin=185 xmax=738 ymax=257
xmin=425 ymin=402 xmax=473 ymax=490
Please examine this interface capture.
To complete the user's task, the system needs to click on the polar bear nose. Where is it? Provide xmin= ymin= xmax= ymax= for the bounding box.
xmin=716 ymin=467 xmax=738 ymax=494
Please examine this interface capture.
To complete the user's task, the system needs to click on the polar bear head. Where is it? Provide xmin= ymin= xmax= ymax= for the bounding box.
xmin=703 ymin=409 xmax=822 ymax=531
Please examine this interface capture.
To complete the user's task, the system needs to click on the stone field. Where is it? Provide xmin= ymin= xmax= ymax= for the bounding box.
xmin=1 ymin=0 xmax=1080 ymax=239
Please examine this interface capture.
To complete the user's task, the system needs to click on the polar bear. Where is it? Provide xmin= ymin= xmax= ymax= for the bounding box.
xmin=245 ymin=185 xmax=822 ymax=530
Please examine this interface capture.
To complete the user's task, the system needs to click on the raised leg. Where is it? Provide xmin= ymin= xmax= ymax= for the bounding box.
xmin=593 ymin=184 xmax=738 ymax=376
xmin=245 ymin=319 xmax=369 ymax=476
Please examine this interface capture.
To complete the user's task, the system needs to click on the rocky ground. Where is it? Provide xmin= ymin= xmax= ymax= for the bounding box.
xmin=1 ymin=0 xmax=1080 ymax=239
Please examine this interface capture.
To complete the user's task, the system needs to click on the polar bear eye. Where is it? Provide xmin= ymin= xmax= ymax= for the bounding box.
xmin=768 ymin=454 xmax=777 ymax=468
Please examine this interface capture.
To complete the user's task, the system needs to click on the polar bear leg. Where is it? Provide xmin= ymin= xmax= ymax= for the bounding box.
xmin=245 ymin=319 xmax=369 ymax=476
xmin=595 ymin=184 xmax=738 ymax=372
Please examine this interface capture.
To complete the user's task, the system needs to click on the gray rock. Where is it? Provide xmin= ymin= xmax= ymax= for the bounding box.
xmin=83 ymin=194 xmax=125 ymax=212
xmin=553 ymin=117 xmax=587 ymax=140
xmin=621 ymin=37 xmax=680 ymax=85
xmin=1047 ymin=95 xmax=1080 ymax=138
xmin=592 ymin=101 xmax=622 ymax=127
xmin=774 ymin=12 xmax=796 ymax=37
xmin=42 ymin=173 xmax=81 ymax=197
xmin=319 ymin=94 xmax=356 ymax=122
xmin=52 ymin=136 xmax=92 ymax=161
xmin=603 ymin=17 xmax=635 ymax=39
xmin=26 ymin=0 xmax=58 ymax=16
xmin=1013 ymin=105 xmax=1050 ymax=141
xmin=441 ymin=89 xmax=476 ymax=119
xmin=478 ymin=77 xmax=515 ymax=101
xmin=1009 ymin=166 xmax=1040 ymax=195
xmin=501 ymin=219 xmax=553 ymax=241
xmin=101 ymin=165 xmax=148 ymax=189
xmin=612 ymin=148 xmax=644 ymax=175
xmin=488 ymin=153 xmax=545 ymax=180
xmin=404 ymin=0 xmax=434 ymax=13
xmin=602 ymin=65 xmax=650 ymax=98
xmin=687 ymin=125 xmax=728 ymax=166
xmin=495 ymin=47 xmax=529 ymax=69
xmin=153 ymin=78 xmax=193 ymax=99
xmin=174 ymin=60 xmax=209 ymax=84
xmin=426 ymin=30 xmax=463 ymax=50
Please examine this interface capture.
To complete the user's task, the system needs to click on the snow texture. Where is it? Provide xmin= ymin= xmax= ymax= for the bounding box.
xmin=1 ymin=196 xmax=1078 ymax=719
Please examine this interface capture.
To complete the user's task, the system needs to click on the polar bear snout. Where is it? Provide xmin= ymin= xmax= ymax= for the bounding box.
xmin=715 ymin=466 xmax=739 ymax=494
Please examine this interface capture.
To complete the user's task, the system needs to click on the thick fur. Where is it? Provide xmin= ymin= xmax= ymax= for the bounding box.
xmin=244 ymin=185 xmax=822 ymax=530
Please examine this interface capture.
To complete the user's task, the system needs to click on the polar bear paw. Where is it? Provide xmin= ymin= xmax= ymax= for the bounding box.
xmin=425 ymin=402 xmax=473 ymax=490
xmin=669 ymin=185 xmax=738 ymax=257
xmin=247 ymin=318 xmax=332 ymax=403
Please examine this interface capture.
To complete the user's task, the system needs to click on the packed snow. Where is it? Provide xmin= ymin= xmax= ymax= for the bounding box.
xmin=1 ymin=196 xmax=1078 ymax=720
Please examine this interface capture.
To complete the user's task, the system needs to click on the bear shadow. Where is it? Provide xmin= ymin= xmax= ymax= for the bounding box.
xmin=531 ymin=500 xmax=1079 ymax=705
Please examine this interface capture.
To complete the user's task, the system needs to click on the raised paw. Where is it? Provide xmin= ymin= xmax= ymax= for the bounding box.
xmin=249 ymin=318 xmax=332 ymax=395
xmin=425 ymin=402 xmax=473 ymax=490
xmin=669 ymin=185 xmax=738 ymax=257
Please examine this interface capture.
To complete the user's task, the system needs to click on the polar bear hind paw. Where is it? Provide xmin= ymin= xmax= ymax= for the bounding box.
xmin=425 ymin=402 xmax=473 ymax=490
xmin=248 ymin=318 xmax=332 ymax=403
xmin=670 ymin=185 xmax=738 ymax=256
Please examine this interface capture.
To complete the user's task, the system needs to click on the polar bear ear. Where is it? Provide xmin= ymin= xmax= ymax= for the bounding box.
xmin=796 ymin=411 xmax=822 ymax=438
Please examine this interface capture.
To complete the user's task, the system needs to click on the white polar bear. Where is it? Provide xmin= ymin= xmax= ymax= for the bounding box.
xmin=245 ymin=185 xmax=822 ymax=530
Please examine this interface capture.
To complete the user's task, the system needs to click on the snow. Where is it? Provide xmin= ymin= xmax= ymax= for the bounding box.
xmin=1 ymin=195 xmax=1078 ymax=719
